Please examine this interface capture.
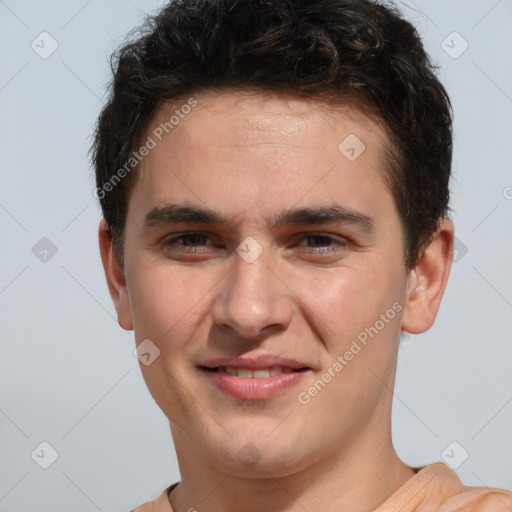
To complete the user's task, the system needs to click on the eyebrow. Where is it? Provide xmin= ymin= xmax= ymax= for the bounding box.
xmin=143 ymin=203 xmax=374 ymax=234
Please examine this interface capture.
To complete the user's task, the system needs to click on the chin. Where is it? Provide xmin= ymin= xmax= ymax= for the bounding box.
xmin=205 ymin=430 xmax=310 ymax=477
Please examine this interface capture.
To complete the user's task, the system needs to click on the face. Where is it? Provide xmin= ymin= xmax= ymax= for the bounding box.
xmin=100 ymin=90 xmax=453 ymax=477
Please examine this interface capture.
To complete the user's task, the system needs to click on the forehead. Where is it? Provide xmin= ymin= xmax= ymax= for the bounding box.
xmin=147 ymin=89 xmax=387 ymax=155
xmin=129 ymin=89 xmax=396 ymax=228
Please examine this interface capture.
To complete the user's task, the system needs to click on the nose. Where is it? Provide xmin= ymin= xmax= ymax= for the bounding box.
xmin=211 ymin=250 xmax=294 ymax=340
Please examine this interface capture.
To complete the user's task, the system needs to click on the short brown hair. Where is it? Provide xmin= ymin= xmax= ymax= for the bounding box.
xmin=91 ymin=0 xmax=453 ymax=269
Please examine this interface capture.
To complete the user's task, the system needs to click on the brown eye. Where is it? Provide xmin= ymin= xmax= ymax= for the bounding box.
xmin=172 ymin=234 xmax=209 ymax=246
xmin=290 ymin=233 xmax=351 ymax=262
xmin=297 ymin=234 xmax=347 ymax=251
xmin=302 ymin=235 xmax=335 ymax=248
xmin=161 ymin=232 xmax=221 ymax=261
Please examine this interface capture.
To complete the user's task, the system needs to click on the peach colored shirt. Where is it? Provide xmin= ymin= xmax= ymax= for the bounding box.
xmin=132 ymin=462 xmax=512 ymax=512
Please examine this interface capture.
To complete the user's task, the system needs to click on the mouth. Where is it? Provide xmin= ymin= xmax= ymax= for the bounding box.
xmin=198 ymin=365 xmax=311 ymax=400
xmin=200 ymin=365 xmax=311 ymax=378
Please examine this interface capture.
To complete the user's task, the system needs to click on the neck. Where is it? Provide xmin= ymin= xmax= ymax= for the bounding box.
xmin=168 ymin=413 xmax=416 ymax=512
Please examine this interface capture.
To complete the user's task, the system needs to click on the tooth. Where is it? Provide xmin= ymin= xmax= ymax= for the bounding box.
xmin=253 ymin=369 xmax=270 ymax=378
xmin=221 ymin=366 xmax=293 ymax=377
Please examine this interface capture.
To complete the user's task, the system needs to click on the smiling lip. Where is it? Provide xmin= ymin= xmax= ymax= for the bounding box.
xmin=198 ymin=355 xmax=311 ymax=400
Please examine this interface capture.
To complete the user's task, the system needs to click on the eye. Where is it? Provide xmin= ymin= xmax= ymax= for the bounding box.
xmin=293 ymin=233 xmax=350 ymax=259
xmin=299 ymin=234 xmax=337 ymax=249
xmin=160 ymin=232 xmax=222 ymax=261
xmin=169 ymin=233 xmax=210 ymax=247
xmin=299 ymin=234 xmax=345 ymax=249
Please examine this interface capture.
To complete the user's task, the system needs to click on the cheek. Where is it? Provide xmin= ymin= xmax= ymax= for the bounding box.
xmin=126 ymin=266 xmax=212 ymax=424
xmin=294 ymin=268 xmax=380 ymax=338
xmin=126 ymin=260 xmax=226 ymax=359
xmin=127 ymin=264 xmax=199 ymax=337
xmin=295 ymin=261 xmax=405 ymax=353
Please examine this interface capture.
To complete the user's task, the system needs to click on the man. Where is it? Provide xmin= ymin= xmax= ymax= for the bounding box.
xmin=92 ymin=0 xmax=512 ymax=510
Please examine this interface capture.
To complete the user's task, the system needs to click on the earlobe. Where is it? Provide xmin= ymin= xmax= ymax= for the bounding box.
xmin=98 ymin=219 xmax=134 ymax=331
xmin=401 ymin=219 xmax=454 ymax=335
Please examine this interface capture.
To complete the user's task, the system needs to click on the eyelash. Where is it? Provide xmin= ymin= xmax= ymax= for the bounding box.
xmin=162 ymin=232 xmax=349 ymax=255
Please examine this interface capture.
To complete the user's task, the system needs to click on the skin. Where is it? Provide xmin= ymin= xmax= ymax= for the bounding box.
xmin=100 ymin=90 xmax=454 ymax=512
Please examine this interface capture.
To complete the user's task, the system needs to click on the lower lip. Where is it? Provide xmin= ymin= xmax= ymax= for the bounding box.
xmin=199 ymin=368 xmax=309 ymax=400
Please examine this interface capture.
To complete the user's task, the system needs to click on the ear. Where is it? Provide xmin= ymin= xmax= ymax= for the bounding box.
xmin=401 ymin=218 xmax=454 ymax=334
xmin=98 ymin=219 xmax=134 ymax=330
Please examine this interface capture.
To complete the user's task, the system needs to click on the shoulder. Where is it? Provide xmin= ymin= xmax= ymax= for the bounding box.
xmin=439 ymin=480 xmax=512 ymax=511
xmin=131 ymin=482 xmax=178 ymax=512
xmin=375 ymin=462 xmax=512 ymax=512
xmin=131 ymin=503 xmax=154 ymax=512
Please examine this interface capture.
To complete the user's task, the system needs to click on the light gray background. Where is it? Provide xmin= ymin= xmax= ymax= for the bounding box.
xmin=1 ymin=0 xmax=511 ymax=510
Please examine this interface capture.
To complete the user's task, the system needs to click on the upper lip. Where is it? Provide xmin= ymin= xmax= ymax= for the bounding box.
xmin=199 ymin=354 xmax=310 ymax=370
